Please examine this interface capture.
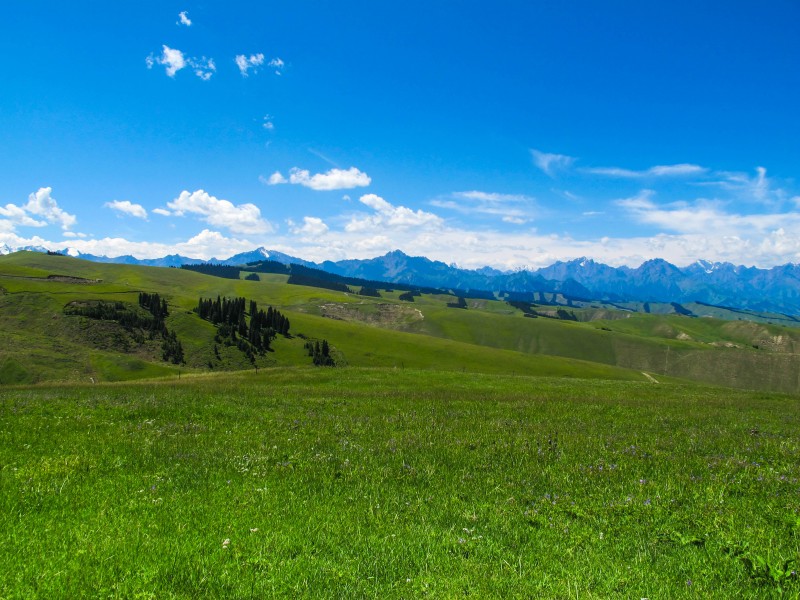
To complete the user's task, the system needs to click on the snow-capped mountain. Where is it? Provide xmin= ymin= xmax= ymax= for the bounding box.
xmin=4 ymin=244 xmax=800 ymax=315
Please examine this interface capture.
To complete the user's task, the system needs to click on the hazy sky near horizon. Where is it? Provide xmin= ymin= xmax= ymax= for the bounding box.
xmin=2 ymin=1 xmax=799 ymax=269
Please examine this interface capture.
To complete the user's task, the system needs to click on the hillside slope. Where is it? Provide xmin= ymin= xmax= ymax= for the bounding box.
xmin=2 ymin=251 xmax=800 ymax=392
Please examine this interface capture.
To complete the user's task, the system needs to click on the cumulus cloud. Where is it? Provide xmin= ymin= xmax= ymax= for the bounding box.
xmin=346 ymin=194 xmax=442 ymax=232
xmin=0 ymin=187 xmax=77 ymax=231
xmin=531 ymin=149 xmax=575 ymax=177
xmin=235 ymin=53 xmax=265 ymax=76
xmin=147 ymin=46 xmax=215 ymax=80
xmin=585 ymin=163 xmax=708 ymax=178
xmin=262 ymin=115 xmax=275 ymax=131
xmin=152 ymin=208 xmax=171 ymax=217
xmin=177 ymin=11 xmax=192 ymax=26
xmin=164 ymin=189 xmax=272 ymax=234
xmin=149 ymin=45 xmax=186 ymax=77
xmin=289 ymin=216 xmax=329 ymax=237
xmin=105 ymin=200 xmax=147 ymax=220
xmin=267 ymin=167 xmax=371 ymax=191
xmin=0 ymin=203 xmax=47 ymax=228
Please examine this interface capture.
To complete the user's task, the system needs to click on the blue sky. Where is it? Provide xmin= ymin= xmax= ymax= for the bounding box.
xmin=1 ymin=1 xmax=799 ymax=268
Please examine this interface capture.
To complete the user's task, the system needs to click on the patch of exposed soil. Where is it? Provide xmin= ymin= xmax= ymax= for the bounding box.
xmin=320 ymin=302 xmax=424 ymax=328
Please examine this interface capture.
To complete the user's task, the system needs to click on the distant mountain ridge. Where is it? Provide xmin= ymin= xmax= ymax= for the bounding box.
xmin=3 ymin=244 xmax=799 ymax=315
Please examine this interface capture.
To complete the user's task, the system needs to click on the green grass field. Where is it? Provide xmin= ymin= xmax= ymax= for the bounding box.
xmin=2 ymin=253 xmax=800 ymax=597
xmin=1 ymin=370 xmax=798 ymax=598
xmin=4 ymin=251 xmax=800 ymax=392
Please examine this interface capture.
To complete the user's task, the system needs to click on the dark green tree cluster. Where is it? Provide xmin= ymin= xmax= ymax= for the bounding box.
xmin=358 ymin=286 xmax=381 ymax=297
xmin=244 ymin=273 xmax=260 ymax=281
xmin=180 ymin=263 xmax=242 ymax=279
xmin=287 ymin=274 xmax=351 ymax=293
xmin=161 ymin=330 xmax=184 ymax=364
xmin=305 ymin=339 xmax=334 ymax=366
xmin=196 ymin=296 xmax=290 ymax=365
xmin=398 ymin=291 xmax=415 ymax=302
xmin=64 ymin=296 xmax=184 ymax=364
xmin=138 ymin=292 xmax=168 ymax=327
xmin=447 ymin=296 xmax=468 ymax=309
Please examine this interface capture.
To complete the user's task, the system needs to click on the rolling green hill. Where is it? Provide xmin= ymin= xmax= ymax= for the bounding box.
xmin=2 ymin=250 xmax=800 ymax=392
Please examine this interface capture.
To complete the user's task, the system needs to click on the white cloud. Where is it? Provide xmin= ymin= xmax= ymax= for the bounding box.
xmin=152 ymin=208 xmax=171 ymax=217
xmin=25 ymin=187 xmax=77 ymax=230
xmin=0 ymin=203 xmax=47 ymax=228
xmin=267 ymin=167 xmax=371 ymax=191
xmin=453 ymin=191 xmax=530 ymax=203
xmin=586 ymin=163 xmax=707 ymax=178
xmin=268 ymin=57 xmax=285 ymax=74
xmin=0 ymin=187 xmax=77 ymax=231
xmin=262 ymin=172 xmax=288 ymax=185
xmin=707 ymin=167 xmax=784 ymax=205
xmin=617 ymin=190 xmax=800 ymax=236
xmin=346 ymin=194 xmax=442 ymax=232
xmin=289 ymin=216 xmax=329 ymax=237
xmin=531 ymin=149 xmax=575 ymax=177
xmin=431 ymin=190 xmax=535 ymax=224
xmin=165 ymin=189 xmax=272 ymax=235
xmin=190 ymin=57 xmax=216 ymax=81
xmin=147 ymin=46 xmax=214 ymax=80
xmin=154 ymin=45 xmax=186 ymax=77
xmin=262 ymin=115 xmax=275 ymax=131
xmin=177 ymin=11 xmax=192 ymax=26
xmin=235 ymin=53 xmax=265 ymax=77
xmin=105 ymin=200 xmax=148 ymax=220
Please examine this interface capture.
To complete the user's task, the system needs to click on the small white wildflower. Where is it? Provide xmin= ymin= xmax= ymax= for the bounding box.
xmin=222 ymin=538 xmax=231 ymax=549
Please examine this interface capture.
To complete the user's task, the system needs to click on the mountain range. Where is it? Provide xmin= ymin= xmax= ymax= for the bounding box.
xmin=3 ymin=243 xmax=799 ymax=316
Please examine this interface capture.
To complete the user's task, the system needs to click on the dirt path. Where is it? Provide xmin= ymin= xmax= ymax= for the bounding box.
xmin=641 ymin=372 xmax=659 ymax=384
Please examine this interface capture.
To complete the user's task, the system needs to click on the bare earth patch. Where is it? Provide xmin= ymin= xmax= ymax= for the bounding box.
xmin=320 ymin=302 xmax=424 ymax=328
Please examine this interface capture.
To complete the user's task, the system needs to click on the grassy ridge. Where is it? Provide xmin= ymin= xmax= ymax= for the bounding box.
xmin=3 ymin=251 xmax=800 ymax=391
xmin=1 ymin=370 xmax=798 ymax=598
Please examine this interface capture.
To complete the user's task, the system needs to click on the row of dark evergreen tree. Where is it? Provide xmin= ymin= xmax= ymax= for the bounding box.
xmin=180 ymin=263 xmax=241 ymax=279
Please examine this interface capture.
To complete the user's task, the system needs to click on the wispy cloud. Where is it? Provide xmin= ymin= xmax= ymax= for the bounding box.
xmin=617 ymin=189 xmax=800 ymax=235
xmin=105 ymin=200 xmax=147 ymax=220
xmin=177 ymin=11 xmax=192 ymax=26
xmin=235 ymin=53 xmax=265 ymax=77
xmin=267 ymin=167 xmax=371 ymax=191
xmin=585 ymin=163 xmax=707 ymax=178
xmin=268 ymin=57 xmax=285 ymax=75
xmin=163 ymin=189 xmax=272 ymax=234
xmin=191 ymin=57 xmax=216 ymax=81
xmin=432 ymin=190 xmax=535 ymax=224
xmin=262 ymin=115 xmax=275 ymax=131
xmin=531 ymin=149 xmax=575 ymax=177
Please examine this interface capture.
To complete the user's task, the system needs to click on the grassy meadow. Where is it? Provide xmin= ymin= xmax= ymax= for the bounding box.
xmin=2 ymin=369 xmax=799 ymax=598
